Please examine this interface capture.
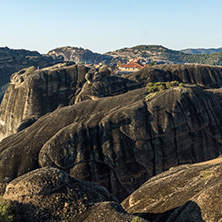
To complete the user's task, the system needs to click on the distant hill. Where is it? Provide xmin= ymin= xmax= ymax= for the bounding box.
xmin=46 ymin=45 xmax=222 ymax=66
xmin=105 ymin=45 xmax=222 ymax=66
xmin=181 ymin=47 xmax=222 ymax=54
xmin=48 ymin=46 xmax=113 ymax=65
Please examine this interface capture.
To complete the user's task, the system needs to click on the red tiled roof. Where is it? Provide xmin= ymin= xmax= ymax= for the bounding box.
xmin=120 ymin=61 xmax=144 ymax=69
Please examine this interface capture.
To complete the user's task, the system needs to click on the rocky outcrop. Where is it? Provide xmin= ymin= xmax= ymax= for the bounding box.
xmin=74 ymin=74 xmax=140 ymax=104
xmin=121 ymin=157 xmax=222 ymax=222
xmin=3 ymin=167 xmax=146 ymax=222
xmin=0 ymin=63 xmax=89 ymax=140
xmin=125 ymin=64 xmax=222 ymax=88
xmin=0 ymin=85 xmax=222 ymax=201
xmin=48 ymin=46 xmax=113 ymax=65
xmin=0 ymin=63 xmax=140 ymax=140
xmin=0 ymin=47 xmax=62 ymax=87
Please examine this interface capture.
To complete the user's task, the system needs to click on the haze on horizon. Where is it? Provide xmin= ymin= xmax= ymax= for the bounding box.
xmin=1 ymin=0 xmax=222 ymax=54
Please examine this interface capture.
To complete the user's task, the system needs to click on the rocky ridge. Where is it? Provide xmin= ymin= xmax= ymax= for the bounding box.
xmin=181 ymin=47 xmax=222 ymax=54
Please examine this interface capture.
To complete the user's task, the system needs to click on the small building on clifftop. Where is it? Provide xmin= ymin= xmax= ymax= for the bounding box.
xmin=119 ymin=59 xmax=148 ymax=72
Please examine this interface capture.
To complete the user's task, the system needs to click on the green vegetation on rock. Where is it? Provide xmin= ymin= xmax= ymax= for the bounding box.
xmin=146 ymin=81 xmax=184 ymax=98
xmin=147 ymin=80 xmax=181 ymax=93
xmin=0 ymin=197 xmax=18 ymax=222
xmin=24 ymin=66 xmax=36 ymax=75
xmin=131 ymin=216 xmax=143 ymax=222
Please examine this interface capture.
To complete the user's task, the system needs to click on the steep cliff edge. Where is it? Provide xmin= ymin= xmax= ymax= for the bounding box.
xmin=0 ymin=85 xmax=222 ymax=201
xmin=0 ymin=63 xmax=89 ymax=140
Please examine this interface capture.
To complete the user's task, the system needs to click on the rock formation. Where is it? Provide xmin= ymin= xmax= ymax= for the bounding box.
xmin=0 ymin=83 xmax=222 ymax=201
xmin=0 ymin=63 xmax=89 ymax=140
xmin=3 ymin=167 xmax=146 ymax=222
xmin=121 ymin=157 xmax=222 ymax=222
xmin=125 ymin=64 xmax=222 ymax=88
xmin=0 ymin=63 xmax=140 ymax=140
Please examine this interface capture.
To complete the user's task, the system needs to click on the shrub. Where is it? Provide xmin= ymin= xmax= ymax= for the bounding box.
xmin=0 ymin=197 xmax=18 ymax=222
xmin=131 ymin=216 xmax=142 ymax=222
xmin=24 ymin=66 xmax=36 ymax=75
xmin=149 ymin=60 xmax=155 ymax=66
xmin=146 ymin=81 xmax=183 ymax=99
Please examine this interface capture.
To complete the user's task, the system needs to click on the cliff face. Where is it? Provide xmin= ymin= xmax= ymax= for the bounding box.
xmin=0 ymin=84 xmax=222 ymax=201
xmin=48 ymin=46 xmax=113 ymax=65
xmin=125 ymin=64 xmax=222 ymax=88
xmin=0 ymin=63 xmax=89 ymax=140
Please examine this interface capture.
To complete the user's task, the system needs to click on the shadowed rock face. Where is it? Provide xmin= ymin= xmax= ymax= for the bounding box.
xmin=125 ymin=64 xmax=222 ymax=88
xmin=0 ymin=85 xmax=222 ymax=201
xmin=3 ymin=167 xmax=146 ymax=222
xmin=0 ymin=64 xmax=141 ymax=140
xmin=0 ymin=64 xmax=89 ymax=140
xmin=121 ymin=157 xmax=222 ymax=222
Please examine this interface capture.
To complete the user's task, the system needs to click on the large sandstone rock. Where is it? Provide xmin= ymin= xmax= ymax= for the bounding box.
xmin=0 ymin=64 xmax=89 ymax=140
xmin=0 ymin=85 xmax=222 ymax=201
xmin=3 ymin=167 xmax=146 ymax=222
xmin=121 ymin=157 xmax=222 ymax=222
xmin=125 ymin=64 xmax=222 ymax=88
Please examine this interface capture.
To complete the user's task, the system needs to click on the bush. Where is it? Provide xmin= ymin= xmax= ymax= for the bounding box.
xmin=0 ymin=197 xmax=18 ymax=222
xmin=149 ymin=60 xmax=155 ymax=66
xmin=146 ymin=81 xmax=183 ymax=98
xmin=24 ymin=66 xmax=36 ymax=75
xmin=131 ymin=216 xmax=142 ymax=222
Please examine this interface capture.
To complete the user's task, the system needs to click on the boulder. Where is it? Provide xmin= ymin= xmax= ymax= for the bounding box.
xmin=121 ymin=157 xmax=222 ymax=222
xmin=3 ymin=167 xmax=146 ymax=222
xmin=99 ymin=65 xmax=112 ymax=77
xmin=74 ymin=75 xmax=140 ymax=103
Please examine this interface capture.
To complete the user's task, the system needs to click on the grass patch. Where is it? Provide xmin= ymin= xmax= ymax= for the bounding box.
xmin=0 ymin=197 xmax=18 ymax=221
xmin=24 ymin=66 xmax=36 ymax=75
xmin=201 ymin=171 xmax=213 ymax=180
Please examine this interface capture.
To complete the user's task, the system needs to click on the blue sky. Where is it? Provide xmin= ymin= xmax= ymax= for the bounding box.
xmin=1 ymin=0 xmax=222 ymax=53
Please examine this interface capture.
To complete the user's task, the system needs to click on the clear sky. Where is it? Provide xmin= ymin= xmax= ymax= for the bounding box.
xmin=1 ymin=0 xmax=222 ymax=54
